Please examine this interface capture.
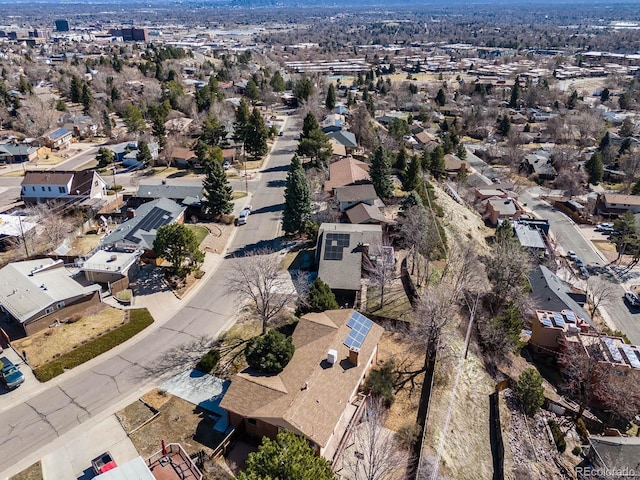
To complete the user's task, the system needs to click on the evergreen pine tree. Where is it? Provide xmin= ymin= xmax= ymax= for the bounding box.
xmin=297 ymin=277 xmax=339 ymax=315
xmin=202 ymin=156 xmax=233 ymax=217
xmin=270 ymin=71 xmax=285 ymax=92
xmin=435 ymin=88 xmax=446 ymax=106
xmin=400 ymin=190 xmax=424 ymax=212
xmin=370 ymin=146 xmax=393 ymax=199
xmin=152 ymin=116 xmax=166 ymax=149
xmin=325 ymin=84 xmax=336 ymax=110
xmin=402 ymin=155 xmax=421 ymax=192
xmin=136 ymin=140 xmax=152 ymax=166
xmin=509 ymin=77 xmax=520 ymax=108
xmin=420 ymin=149 xmax=431 ymax=171
xmin=234 ymin=98 xmax=251 ymax=145
xmin=302 ymin=112 xmax=319 ymax=139
xmin=394 ymin=147 xmax=407 ymax=171
xmin=245 ymin=107 xmax=269 ymax=158
xmin=282 ymin=155 xmax=311 ymax=235
xmin=70 ymin=76 xmax=82 ymax=103
xmin=584 ymin=151 xmax=604 ymax=185
xmin=632 ymin=178 xmax=640 ymax=195
xmin=429 ymin=146 xmax=446 ymax=179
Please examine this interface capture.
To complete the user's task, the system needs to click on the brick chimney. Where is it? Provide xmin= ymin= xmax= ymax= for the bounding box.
xmin=348 ymin=347 xmax=359 ymax=366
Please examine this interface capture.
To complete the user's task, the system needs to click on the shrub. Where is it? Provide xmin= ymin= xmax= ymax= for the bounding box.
xmin=364 ymin=358 xmax=395 ymax=407
xmin=33 ymin=308 xmax=154 ymax=382
xmin=296 ymin=277 xmax=339 ymax=316
xmin=514 ymin=368 xmax=545 ymax=416
xmin=576 ymin=418 xmax=589 ymax=442
xmin=245 ymin=330 xmax=295 ymax=374
xmin=194 ymin=269 xmax=205 ymax=279
xmin=548 ymin=420 xmax=567 ymax=453
xmin=396 ymin=421 xmax=421 ymax=449
xmin=196 ymin=349 xmax=221 ymax=373
xmin=572 ymin=445 xmax=582 ymax=456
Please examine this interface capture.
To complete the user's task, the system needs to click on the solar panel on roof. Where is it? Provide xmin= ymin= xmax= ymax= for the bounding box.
xmin=563 ymin=310 xmax=577 ymax=323
xmin=620 ymin=344 xmax=640 ymax=369
xmin=323 ymin=232 xmax=350 ymax=261
xmin=603 ymin=337 xmax=623 ymax=363
xmin=344 ymin=311 xmax=373 ymax=349
xmin=124 ymin=207 xmax=173 ymax=243
xmin=541 ymin=317 xmax=553 ymax=327
xmin=552 ymin=312 xmax=566 ymax=328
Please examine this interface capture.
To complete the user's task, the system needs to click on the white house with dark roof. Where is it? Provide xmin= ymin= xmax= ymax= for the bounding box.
xmin=334 ymin=184 xmax=380 ymax=212
xmin=0 ymin=258 xmax=101 ymax=336
xmin=21 ymin=170 xmax=108 ymax=206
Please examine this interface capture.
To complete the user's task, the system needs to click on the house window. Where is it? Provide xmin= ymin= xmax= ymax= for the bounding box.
xmin=48 ymin=186 xmax=51 ymax=191
xmin=59 ymin=187 xmax=65 ymax=193
xmin=247 ymin=418 xmax=257 ymax=426
xmin=57 ymin=301 xmax=65 ymax=309
xmin=32 ymin=186 xmax=36 ymax=191
xmin=45 ymin=307 xmax=54 ymax=314
xmin=42 ymin=186 xmax=46 ymax=191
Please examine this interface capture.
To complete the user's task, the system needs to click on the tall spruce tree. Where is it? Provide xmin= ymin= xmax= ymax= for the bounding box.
xmin=136 ymin=140 xmax=152 ymax=166
xmin=585 ymin=151 xmax=604 ymax=185
xmin=245 ymin=107 xmax=269 ymax=158
xmin=202 ymin=156 xmax=233 ymax=217
xmin=325 ymin=83 xmax=336 ymax=110
xmin=282 ymin=155 xmax=311 ymax=235
xmin=297 ymin=277 xmax=339 ymax=315
xmin=302 ymin=112 xmax=319 ymax=139
xmin=509 ymin=77 xmax=520 ymax=108
xmin=402 ymin=155 xmax=421 ymax=192
xmin=429 ymin=145 xmax=446 ymax=179
xmin=370 ymin=146 xmax=393 ymax=199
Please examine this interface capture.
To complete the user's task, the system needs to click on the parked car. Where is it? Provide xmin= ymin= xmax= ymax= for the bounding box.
xmin=596 ymin=224 xmax=614 ymax=233
xmin=223 ymin=160 xmax=231 ymax=170
xmin=0 ymin=357 xmax=24 ymax=389
xmin=91 ymin=452 xmax=117 ymax=475
xmin=575 ymin=258 xmax=584 ymax=267
xmin=625 ymin=291 xmax=640 ymax=307
xmin=579 ymin=266 xmax=589 ymax=278
xmin=235 ymin=206 xmax=251 ymax=226
xmin=567 ymin=250 xmax=577 ymax=260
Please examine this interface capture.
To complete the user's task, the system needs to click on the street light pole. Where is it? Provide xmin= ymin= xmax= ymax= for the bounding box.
xmin=243 ymin=141 xmax=248 ymax=193
xmin=111 ymin=166 xmax=118 ymax=204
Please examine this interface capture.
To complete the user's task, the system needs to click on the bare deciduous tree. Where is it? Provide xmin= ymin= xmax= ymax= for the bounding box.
xmin=586 ymin=276 xmax=617 ymax=317
xmin=339 ymin=398 xmax=409 ymax=480
xmin=226 ymin=248 xmax=297 ymax=334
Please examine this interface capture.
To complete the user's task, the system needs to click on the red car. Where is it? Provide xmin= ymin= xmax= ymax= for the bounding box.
xmin=91 ymin=452 xmax=117 ymax=475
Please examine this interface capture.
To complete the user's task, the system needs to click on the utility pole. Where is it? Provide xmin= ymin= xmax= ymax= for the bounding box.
xmin=18 ymin=215 xmax=29 ymax=257
xmin=243 ymin=141 xmax=248 ymax=193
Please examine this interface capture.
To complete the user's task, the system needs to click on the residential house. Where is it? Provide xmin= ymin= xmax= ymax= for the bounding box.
xmin=321 ymin=114 xmax=344 ymax=133
xmin=324 ymin=157 xmax=371 ymax=193
xmin=220 ymin=309 xmax=384 ymax=460
xmin=166 ymin=147 xmax=197 ymax=167
xmin=443 ymin=154 xmax=467 ymax=177
xmin=475 ymin=188 xmax=509 ymax=201
xmin=597 ymin=193 xmax=640 ymax=216
xmin=163 ymin=117 xmax=193 ymax=134
xmin=316 ymin=223 xmax=382 ymax=295
xmin=334 ymin=184 xmax=380 ymax=212
xmin=135 ymin=183 xmax=205 ymax=206
xmin=529 ymin=309 xmax=592 ymax=356
xmin=326 ymin=130 xmax=358 ymax=156
xmin=21 ymin=170 xmax=108 ymax=207
xmin=328 ymin=138 xmax=347 ymax=158
xmin=61 ymin=114 xmax=98 ymax=139
xmin=0 ymin=143 xmax=40 ymax=164
xmin=412 ymin=131 xmax=438 ymax=151
xmin=484 ymin=197 xmax=525 ymax=225
xmin=528 ymin=265 xmax=591 ymax=325
xmin=523 ymin=153 xmax=557 ymax=180
xmin=109 ymin=141 xmax=159 ymax=166
xmin=0 ymin=258 xmax=101 ymax=337
xmin=345 ymin=203 xmax=390 ymax=225
xmin=512 ymin=221 xmax=547 ymax=254
xmin=0 ymin=214 xmax=37 ymax=250
xmin=584 ymin=436 xmax=640 ymax=478
xmin=81 ymin=248 xmax=141 ymax=286
xmin=41 ymin=128 xmax=73 ymax=150
xmin=101 ymin=198 xmax=186 ymax=252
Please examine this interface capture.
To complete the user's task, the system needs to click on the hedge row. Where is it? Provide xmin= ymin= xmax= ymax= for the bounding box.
xmin=33 ymin=308 xmax=154 ymax=382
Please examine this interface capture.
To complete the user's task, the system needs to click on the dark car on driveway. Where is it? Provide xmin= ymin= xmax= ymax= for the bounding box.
xmin=0 ymin=357 xmax=24 ymax=389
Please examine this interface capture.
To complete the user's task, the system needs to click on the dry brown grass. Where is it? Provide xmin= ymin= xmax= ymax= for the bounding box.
xmin=142 ymin=388 xmax=173 ymax=410
xmin=116 ymin=399 xmax=157 ymax=434
xmin=68 ymin=233 xmax=103 ymax=255
xmin=127 ymin=394 xmax=220 ymax=458
xmin=9 ymin=462 xmax=42 ymax=480
xmin=13 ymin=306 xmax=126 ymax=368
xmin=423 ymin=327 xmax=495 ymax=480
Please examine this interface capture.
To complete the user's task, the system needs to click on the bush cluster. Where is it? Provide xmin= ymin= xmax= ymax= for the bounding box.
xmin=196 ymin=349 xmax=221 ymax=373
xmin=548 ymin=420 xmax=567 ymax=453
xmin=364 ymin=358 xmax=395 ymax=407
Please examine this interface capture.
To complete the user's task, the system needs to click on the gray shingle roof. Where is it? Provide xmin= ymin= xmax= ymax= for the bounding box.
xmin=101 ymin=198 xmax=185 ymax=250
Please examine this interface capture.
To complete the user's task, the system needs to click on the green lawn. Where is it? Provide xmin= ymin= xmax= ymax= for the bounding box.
xmin=185 ymin=225 xmax=209 ymax=245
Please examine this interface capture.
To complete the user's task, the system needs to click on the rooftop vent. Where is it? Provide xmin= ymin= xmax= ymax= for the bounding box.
xmin=327 ymin=349 xmax=338 ymax=365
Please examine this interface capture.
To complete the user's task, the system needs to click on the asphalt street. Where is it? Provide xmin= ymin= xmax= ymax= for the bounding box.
xmin=0 ymin=116 xmax=300 ymax=478
xmin=520 ymin=191 xmax=640 ymax=345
